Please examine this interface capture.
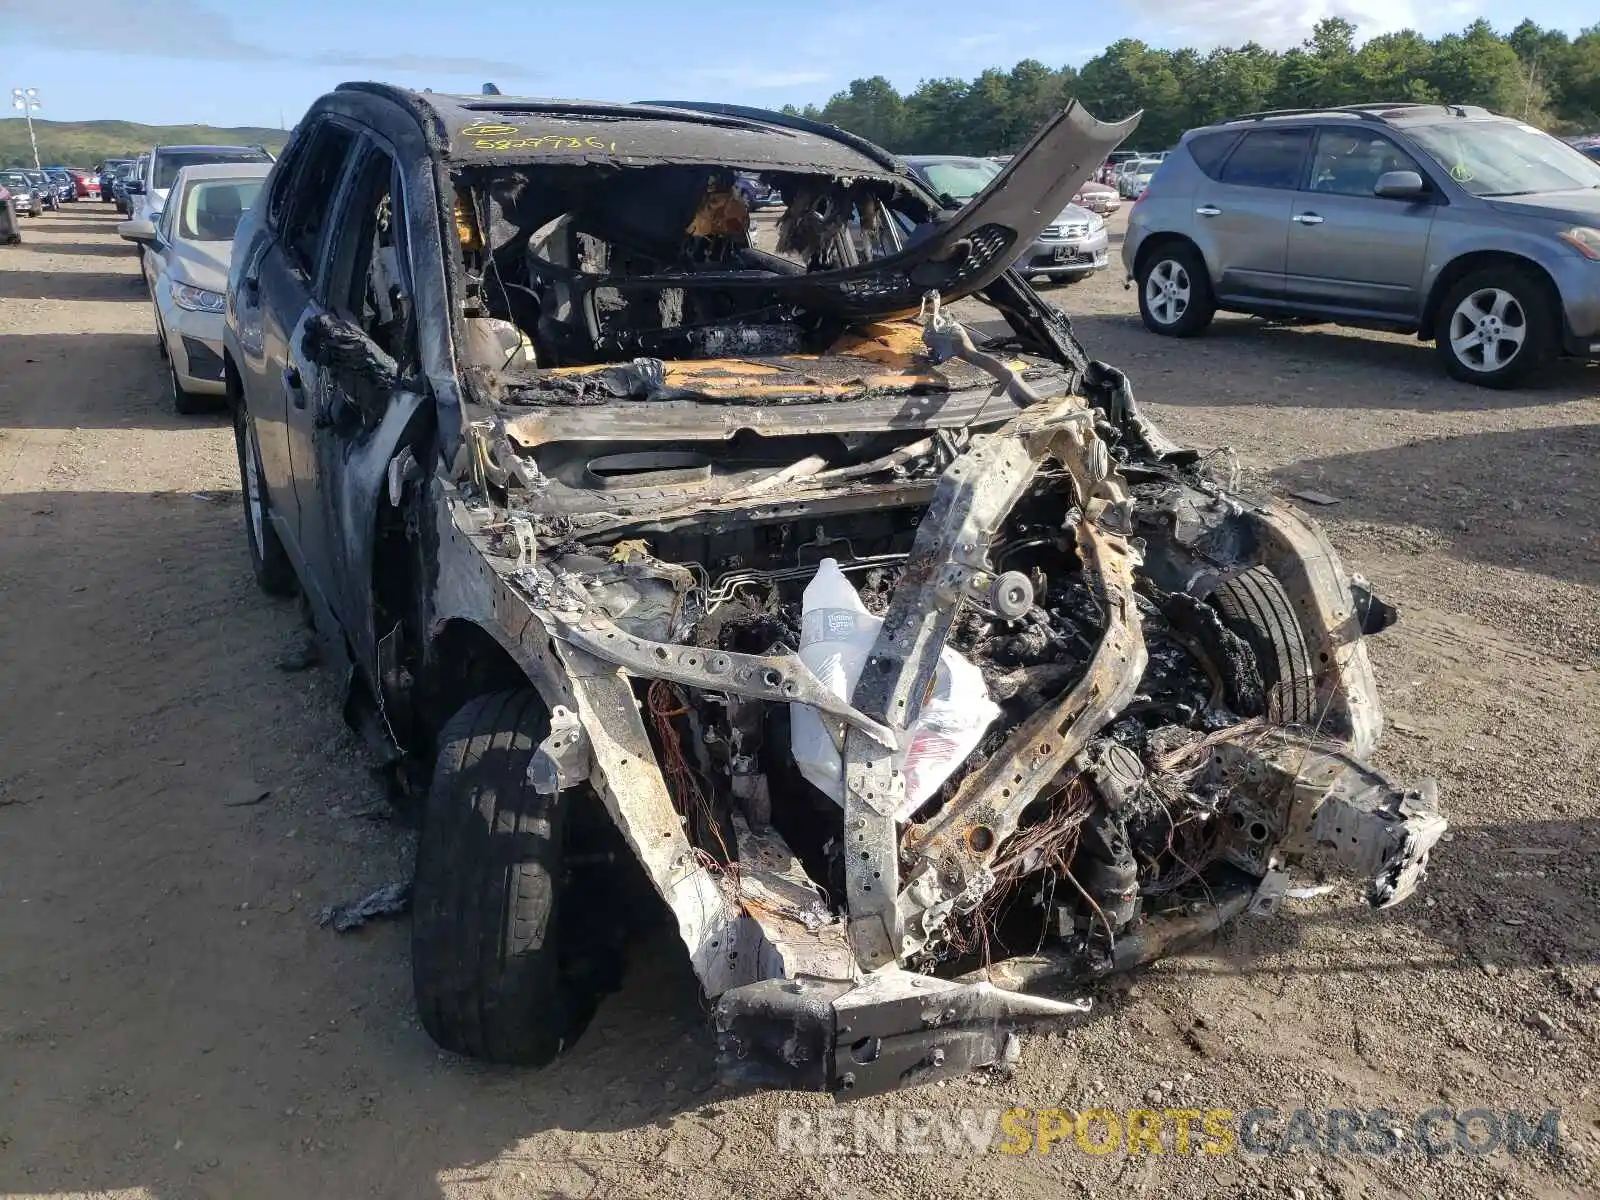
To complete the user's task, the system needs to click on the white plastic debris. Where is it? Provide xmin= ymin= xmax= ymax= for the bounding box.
xmin=790 ymin=558 xmax=1000 ymax=820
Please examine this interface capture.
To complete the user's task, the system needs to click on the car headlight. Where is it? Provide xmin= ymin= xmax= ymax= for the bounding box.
xmin=1557 ymin=227 xmax=1600 ymax=260
xmin=1088 ymin=214 xmax=1105 ymax=233
xmin=172 ymin=283 xmax=225 ymax=313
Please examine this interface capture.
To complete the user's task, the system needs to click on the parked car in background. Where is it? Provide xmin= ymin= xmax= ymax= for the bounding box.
xmin=115 ymin=155 xmax=147 ymax=214
xmin=1123 ymin=103 xmax=1600 ymax=387
xmin=125 ymin=144 xmax=274 ymax=279
xmin=1073 ymin=179 xmax=1120 ymax=214
xmin=70 ymin=169 xmax=101 ymax=199
xmin=44 ymin=168 xmax=77 ymax=203
xmin=121 ymin=162 xmax=273 ymax=413
xmin=126 ymin=144 xmax=274 ymax=227
xmin=23 ymin=170 xmax=59 ymax=211
xmin=0 ymin=181 xmax=21 ymax=244
xmin=1117 ymin=157 xmax=1163 ymax=198
xmin=1099 ymin=149 xmax=1141 ymax=183
xmin=904 ymin=154 xmax=1110 ymax=283
xmin=98 ymin=159 xmax=134 ymax=204
xmin=0 ymin=169 xmax=40 ymax=216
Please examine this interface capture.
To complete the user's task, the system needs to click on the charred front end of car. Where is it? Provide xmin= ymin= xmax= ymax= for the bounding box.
xmin=401 ymin=91 xmax=1445 ymax=1096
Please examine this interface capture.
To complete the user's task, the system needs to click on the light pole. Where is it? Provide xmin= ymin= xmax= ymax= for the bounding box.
xmin=11 ymin=88 xmax=43 ymax=170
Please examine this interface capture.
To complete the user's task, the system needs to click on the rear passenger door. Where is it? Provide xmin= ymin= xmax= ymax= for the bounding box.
xmin=246 ymin=115 xmax=361 ymax=622
xmin=1191 ymin=127 xmax=1312 ymax=302
xmin=1283 ymin=129 xmax=1437 ymax=319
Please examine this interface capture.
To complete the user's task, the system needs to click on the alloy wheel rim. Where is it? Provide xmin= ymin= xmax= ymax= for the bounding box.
xmin=242 ymin=417 xmax=264 ymax=550
xmin=1448 ymin=287 xmax=1526 ymax=373
xmin=1145 ymin=260 xmax=1191 ymax=325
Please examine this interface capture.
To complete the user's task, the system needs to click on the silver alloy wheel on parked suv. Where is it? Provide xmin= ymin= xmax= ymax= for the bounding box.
xmin=1144 ymin=259 xmax=1191 ymax=327
xmin=1447 ymin=287 xmax=1526 ymax=373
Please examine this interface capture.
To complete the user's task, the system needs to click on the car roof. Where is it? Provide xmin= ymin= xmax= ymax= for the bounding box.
xmin=152 ymin=144 xmax=270 ymax=153
xmin=171 ymin=162 xmax=274 ymax=183
xmin=336 ymin=83 xmax=904 ymax=178
xmin=1199 ymin=103 xmax=1509 ymax=135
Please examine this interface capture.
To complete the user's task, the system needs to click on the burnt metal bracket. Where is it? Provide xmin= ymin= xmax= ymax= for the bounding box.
xmin=543 ymin=606 xmax=899 ymax=748
xmin=527 ymin=704 xmax=590 ymax=794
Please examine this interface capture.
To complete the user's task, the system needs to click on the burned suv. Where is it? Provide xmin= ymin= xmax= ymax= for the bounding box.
xmin=224 ymin=84 xmax=1444 ymax=1095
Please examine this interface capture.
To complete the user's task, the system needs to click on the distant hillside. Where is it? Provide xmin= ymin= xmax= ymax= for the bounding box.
xmin=0 ymin=118 xmax=288 ymax=168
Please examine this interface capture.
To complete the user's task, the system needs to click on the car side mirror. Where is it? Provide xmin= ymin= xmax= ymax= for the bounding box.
xmin=119 ymin=219 xmax=159 ymax=247
xmin=1374 ymin=170 xmax=1425 ymax=199
xmin=125 ymin=179 xmax=145 ymax=195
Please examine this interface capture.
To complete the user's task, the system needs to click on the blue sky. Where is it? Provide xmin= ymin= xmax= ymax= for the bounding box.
xmin=2 ymin=0 xmax=1591 ymax=129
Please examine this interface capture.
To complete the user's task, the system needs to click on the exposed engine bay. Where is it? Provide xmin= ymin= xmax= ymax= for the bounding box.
xmin=420 ymin=103 xmax=1447 ymax=1095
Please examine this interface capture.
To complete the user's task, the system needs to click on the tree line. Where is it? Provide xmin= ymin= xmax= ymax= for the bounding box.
xmin=782 ymin=18 xmax=1600 ymax=156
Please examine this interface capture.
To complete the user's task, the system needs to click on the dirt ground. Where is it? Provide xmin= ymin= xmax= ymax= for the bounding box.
xmin=1 ymin=205 xmax=1598 ymax=1200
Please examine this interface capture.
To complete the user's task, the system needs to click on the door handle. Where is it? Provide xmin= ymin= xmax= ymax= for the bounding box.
xmin=284 ymin=364 xmax=305 ymax=408
xmin=1195 ymin=205 xmax=1221 ymax=217
xmin=1293 ymin=213 xmax=1325 ymax=225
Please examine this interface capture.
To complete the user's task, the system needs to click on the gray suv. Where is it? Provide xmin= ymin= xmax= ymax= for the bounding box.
xmin=1122 ymin=104 xmax=1600 ymax=387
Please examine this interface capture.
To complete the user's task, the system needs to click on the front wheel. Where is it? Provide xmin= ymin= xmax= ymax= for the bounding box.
xmin=232 ymin=398 xmax=297 ymax=596
xmin=1433 ymin=267 xmax=1555 ymax=388
xmin=412 ymin=691 xmax=603 ymax=1066
xmin=1136 ymin=243 xmax=1215 ymax=337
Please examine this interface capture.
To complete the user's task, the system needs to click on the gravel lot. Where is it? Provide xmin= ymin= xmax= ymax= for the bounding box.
xmin=1 ymin=206 xmax=1598 ymax=1200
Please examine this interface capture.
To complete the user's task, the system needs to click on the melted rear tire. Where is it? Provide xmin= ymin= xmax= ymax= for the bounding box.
xmin=1211 ymin=566 xmax=1318 ymax=726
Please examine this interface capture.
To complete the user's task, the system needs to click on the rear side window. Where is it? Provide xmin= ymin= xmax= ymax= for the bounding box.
xmin=153 ymin=149 xmax=269 ymax=191
xmin=1187 ymin=132 xmax=1240 ymax=180
xmin=1220 ymin=129 xmax=1311 ymax=190
xmin=282 ymin=121 xmax=358 ymax=277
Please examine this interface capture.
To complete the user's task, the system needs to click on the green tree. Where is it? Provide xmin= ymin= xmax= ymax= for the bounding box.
xmin=791 ymin=17 xmax=1594 ymax=159
xmin=818 ymin=76 xmax=904 ymax=148
xmin=1425 ymin=20 xmax=1526 ymax=113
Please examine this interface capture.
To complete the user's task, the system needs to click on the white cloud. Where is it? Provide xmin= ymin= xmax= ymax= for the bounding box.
xmin=1118 ymin=0 xmax=1485 ymax=50
xmin=1 ymin=0 xmax=538 ymax=78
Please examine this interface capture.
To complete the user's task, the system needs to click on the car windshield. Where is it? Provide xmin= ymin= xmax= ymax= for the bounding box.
xmin=154 ymin=149 xmax=269 ymax=191
xmin=1405 ymin=120 xmax=1600 ymax=196
xmin=178 ymin=178 xmax=263 ymax=241
xmin=915 ymin=158 xmax=1001 ymax=203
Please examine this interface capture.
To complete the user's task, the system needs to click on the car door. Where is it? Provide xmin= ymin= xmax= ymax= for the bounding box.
xmin=244 ymin=116 xmax=362 ymax=624
xmin=1284 ymin=128 xmax=1438 ymax=318
xmin=1191 ymin=126 xmax=1313 ymax=303
xmin=299 ymin=133 xmax=422 ymax=655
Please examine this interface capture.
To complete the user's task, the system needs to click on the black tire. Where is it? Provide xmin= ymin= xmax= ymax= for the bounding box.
xmin=232 ymin=399 xmax=297 ymax=596
xmin=1211 ymin=566 xmax=1318 ymax=726
xmin=412 ymin=691 xmax=586 ymax=1065
xmin=1433 ymin=266 xmax=1555 ymax=389
xmin=1135 ymin=242 xmax=1215 ymax=337
xmin=168 ymin=357 xmax=210 ymax=416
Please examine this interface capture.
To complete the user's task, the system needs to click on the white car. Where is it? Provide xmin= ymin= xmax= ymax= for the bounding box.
xmin=122 ymin=144 xmax=273 ymax=290
xmin=1118 ymin=157 xmax=1164 ymax=198
xmin=119 ymin=162 xmax=273 ymax=413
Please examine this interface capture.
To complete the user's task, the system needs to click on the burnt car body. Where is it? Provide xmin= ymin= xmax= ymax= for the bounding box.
xmin=224 ymin=84 xmax=1444 ymax=1096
